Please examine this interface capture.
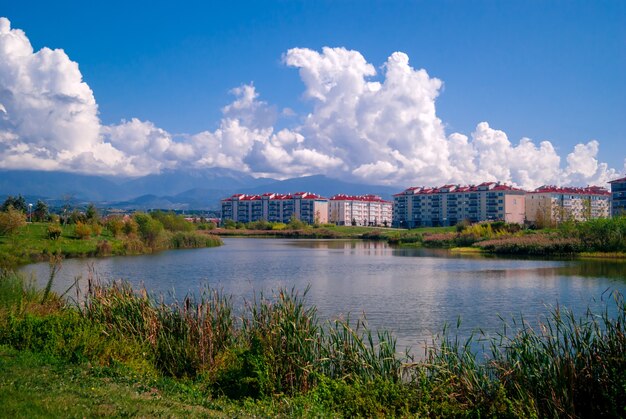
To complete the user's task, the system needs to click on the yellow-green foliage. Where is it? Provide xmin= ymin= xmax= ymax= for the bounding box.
xmin=74 ymin=222 xmax=91 ymax=240
xmin=0 ymin=207 xmax=26 ymax=236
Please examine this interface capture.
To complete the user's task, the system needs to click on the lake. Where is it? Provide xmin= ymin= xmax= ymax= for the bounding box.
xmin=21 ymin=238 xmax=626 ymax=353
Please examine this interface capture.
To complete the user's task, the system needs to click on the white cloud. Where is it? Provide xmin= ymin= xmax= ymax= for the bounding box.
xmin=0 ymin=18 xmax=621 ymax=188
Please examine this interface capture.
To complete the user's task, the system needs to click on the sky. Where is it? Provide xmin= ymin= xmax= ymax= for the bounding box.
xmin=1 ymin=0 xmax=624 ymax=188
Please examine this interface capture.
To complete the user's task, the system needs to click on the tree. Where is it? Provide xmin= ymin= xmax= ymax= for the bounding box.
xmin=2 ymin=195 xmax=27 ymax=213
xmin=0 ymin=206 xmax=27 ymax=235
xmin=85 ymin=203 xmax=99 ymax=222
xmin=33 ymin=200 xmax=49 ymax=222
xmin=134 ymin=212 xmax=164 ymax=248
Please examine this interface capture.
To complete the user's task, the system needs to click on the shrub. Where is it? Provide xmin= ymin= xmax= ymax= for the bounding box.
xmin=134 ymin=213 xmax=165 ymax=248
xmin=47 ymin=224 xmax=62 ymax=240
xmin=96 ymin=240 xmax=112 ymax=256
xmin=475 ymin=234 xmax=581 ymax=255
xmin=0 ymin=206 xmax=26 ymax=236
xmin=90 ymin=222 xmax=102 ymax=236
xmin=106 ymin=216 xmax=125 ymax=237
xmin=74 ymin=222 xmax=91 ymax=240
xmin=169 ymin=232 xmax=222 ymax=249
xmin=150 ymin=211 xmax=194 ymax=232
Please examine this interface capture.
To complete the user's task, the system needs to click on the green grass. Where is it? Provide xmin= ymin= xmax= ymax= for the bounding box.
xmin=2 ymin=269 xmax=625 ymax=417
xmin=0 ymin=222 xmax=222 ymax=268
xmin=0 ymin=222 xmax=124 ymax=266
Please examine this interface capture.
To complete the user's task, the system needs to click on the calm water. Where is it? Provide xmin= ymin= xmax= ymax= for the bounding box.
xmin=21 ymin=238 xmax=626 ymax=352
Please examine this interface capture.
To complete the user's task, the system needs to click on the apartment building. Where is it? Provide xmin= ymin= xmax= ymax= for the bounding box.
xmin=221 ymin=192 xmax=329 ymax=225
xmin=525 ymin=186 xmax=610 ymax=224
xmin=329 ymin=194 xmax=393 ymax=226
xmin=393 ymin=182 xmax=526 ymax=228
xmin=609 ymin=176 xmax=626 ymax=216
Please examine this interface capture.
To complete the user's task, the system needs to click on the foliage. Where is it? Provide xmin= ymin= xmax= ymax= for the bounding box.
xmin=68 ymin=209 xmax=86 ymax=225
xmin=105 ymin=215 xmax=125 ymax=237
xmin=169 ymin=232 xmax=222 ymax=249
xmin=475 ymin=234 xmax=581 ymax=255
xmin=85 ymin=203 xmax=99 ymax=222
xmin=1 ymin=195 xmax=27 ymax=213
xmin=74 ymin=222 xmax=92 ymax=240
xmin=1 ymin=270 xmax=625 ymax=417
xmin=288 ymin=215 xmax=307 ymax=230
xmin=33 ymin=200 xmax=48 ymax=222
xmin=150 ymin=211 xmax=194 ymax=232
xmin=133 ymin=213 xmax=165 ymax=249
xmin=0 ymin=207 xmax=27 ymax=236
xmin=46 ymin=224 xmax=62 ymax=240
xmin=573 ymin=216 xmax=626 ymax=252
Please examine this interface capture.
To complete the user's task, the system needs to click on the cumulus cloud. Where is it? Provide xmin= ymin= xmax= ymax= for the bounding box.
xmin=0 ymin=17 xmax=621 ymax=188
xmin=0 ymin=17 xmax=130 ymax=174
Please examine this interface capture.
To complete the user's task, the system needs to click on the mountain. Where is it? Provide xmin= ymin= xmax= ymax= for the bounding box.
xmin=240 ymin=175 xmax=400 ymax=201
xmin=0 ymin=169 xmax=402 ymax=210
xmin=0 ymin=170 xmax=124 ymax=201
xmin=120 ymin=168 xmax=276 ymax=197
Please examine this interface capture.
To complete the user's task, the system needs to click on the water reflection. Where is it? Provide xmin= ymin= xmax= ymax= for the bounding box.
xmin=20 ymin=238 xmax=626 ymax=353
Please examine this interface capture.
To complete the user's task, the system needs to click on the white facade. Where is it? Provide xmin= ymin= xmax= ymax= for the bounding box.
xmin=525 ymin=186 xmax=610 ymax=224
xmin=329 ymin=194 xmax=393 ymax=226
xmin=221 ymin=192 xmax=328 ymax=225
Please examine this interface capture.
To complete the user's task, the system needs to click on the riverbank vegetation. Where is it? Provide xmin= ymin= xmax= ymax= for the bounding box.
xmin=392 ymin=217 xmax=626 ymax=258
xmin=0 ymin=206 xmax=222 ymax=268
xmin=1 ymin=270 xmax=624 ymax=417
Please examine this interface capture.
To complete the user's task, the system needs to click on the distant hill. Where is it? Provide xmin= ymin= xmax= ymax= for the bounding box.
xmin=0 ymin=169 xmax=402 ymax=210
xmin=240 ymin=175 xmax=400 ymax=201
xmin=0 ymin=170 xmax=124 ymax=201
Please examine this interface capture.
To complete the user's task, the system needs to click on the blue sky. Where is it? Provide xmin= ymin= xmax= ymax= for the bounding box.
xmin=1 ymin=1 xmax=624 ymax=186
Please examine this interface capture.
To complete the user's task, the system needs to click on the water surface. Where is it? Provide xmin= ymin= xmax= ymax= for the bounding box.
xmin=22 ymin=238 xmax=626 ymax=352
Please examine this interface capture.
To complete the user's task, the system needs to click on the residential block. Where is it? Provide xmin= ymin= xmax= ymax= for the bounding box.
xmin=393 ymin=182 xmax=525 ymax=228
xmin=525 ymin=185 xmax=610 ymax=224
xmin=329 ymin=194 xmax=392 ymax=226
xmin=221 ymin=192 xmax=329 ymax=225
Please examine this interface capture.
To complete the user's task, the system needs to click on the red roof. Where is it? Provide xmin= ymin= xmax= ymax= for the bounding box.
xmin=222 ymin=192 xmax=327 ymax=201
xmin=530 ymin=185 xmax=610 ymax=196
xmin=609 ymin=176 xmax=626 ymax=184
xmin=396 ymin=182 xmax=524 ymax=196
xmin=330 ymin=194 xmax=391 ymax=203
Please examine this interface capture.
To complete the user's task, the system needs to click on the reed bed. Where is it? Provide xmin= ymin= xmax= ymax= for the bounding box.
xmin=1 ymin=270 xmax=625 ymax=417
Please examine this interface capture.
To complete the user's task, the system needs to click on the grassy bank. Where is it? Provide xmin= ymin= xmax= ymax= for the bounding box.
xmin=400 ymin=217 xmax=626 ymax=258
xmin=0 ymin=217 xmax=222 ymax=269
xmin=1 ymin=271 xmax=624 ymax=417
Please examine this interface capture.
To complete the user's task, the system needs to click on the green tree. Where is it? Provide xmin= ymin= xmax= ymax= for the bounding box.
xmin=2 ymin=195 xmax=27 ymax=213
xmin=288 ymin=214 xmax=306 ymax=230
xmin=106 ymin=215 xmax=126 ymax=237
xmin=134 ymin=212 xmax=165 ymax=248
xmin=0 ymin=206 xmax=27 ymax=235
xmin=85 ymin=203 xmax=99 ymax=222
xmin=33 ymin=200 xmax=49 ymax=222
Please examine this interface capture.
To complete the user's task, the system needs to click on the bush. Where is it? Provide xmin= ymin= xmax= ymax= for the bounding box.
xmin=169 ymin=232 xmax=222 ymax=249
xmin=106 ymin=216 xmax=125 ymax=237
xmin=47 ymin=224 xmax=62 ymax=240
xmin=96 ymin=240 xmax=112 ymax=256
xmin=475 ymin=234 xmax=581 ymax=255
xmin=90 ymin=222 xmax=102 ymax=236
xmin=134 ymin=213 xmax=165 ymax=248
xmin=0 ymin=207 xmax=27 ymax=236
xmin=150 ymin=211 xmax=194 ymax=232
xmin=74 ymin=222 xmax=91 ymax=240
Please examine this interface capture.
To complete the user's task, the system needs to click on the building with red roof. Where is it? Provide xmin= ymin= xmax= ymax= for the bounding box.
xmin=609 ymin=176 xmax=626 ymax=217
xmin=221 ymin=192 xmax=328 ymax=225
xmin=393 ymin=182 xmax=526 ymax=228
xmin=329 ymin=194 xmax=392 ymax=226
xmin=526 ymin=185 xmax=610 ymax=224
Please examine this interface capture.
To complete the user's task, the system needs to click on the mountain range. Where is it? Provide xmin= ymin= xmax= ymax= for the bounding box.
xmin=0 ymin=169 xmax=402 ymax=210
